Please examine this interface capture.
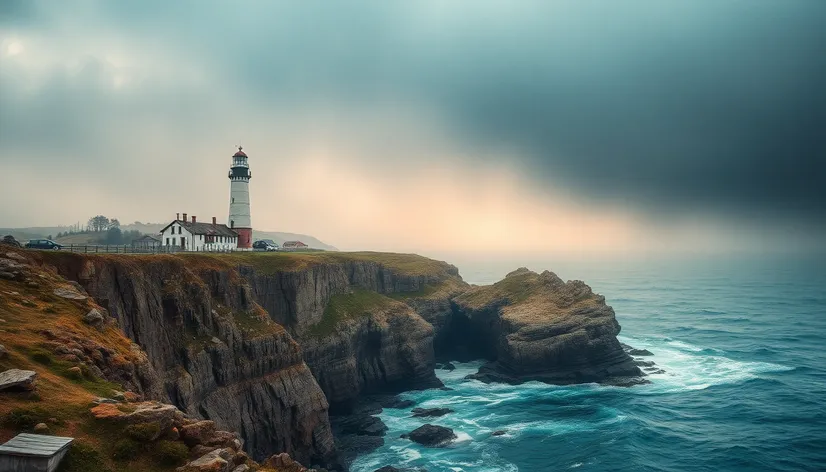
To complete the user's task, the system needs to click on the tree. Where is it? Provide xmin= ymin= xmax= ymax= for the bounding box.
xmin=88 ymin=215 xmax=111 ymax=232
xmin=103 ymin=227 xmax=123 ymax=245
xmin=110 ymin=219 xmax=120 ymax=228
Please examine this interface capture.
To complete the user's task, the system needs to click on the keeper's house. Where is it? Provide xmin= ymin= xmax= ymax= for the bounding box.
xmin=160 ymin=213 xmax=238 ymax=252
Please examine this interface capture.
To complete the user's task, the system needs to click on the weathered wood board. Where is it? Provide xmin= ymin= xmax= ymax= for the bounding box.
xmin=0 ymin=433 xmax=73 ymax=472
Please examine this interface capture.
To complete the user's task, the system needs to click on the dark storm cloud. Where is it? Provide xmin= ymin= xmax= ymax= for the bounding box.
xmin=3 ymin=1 xmax=825 ymax=224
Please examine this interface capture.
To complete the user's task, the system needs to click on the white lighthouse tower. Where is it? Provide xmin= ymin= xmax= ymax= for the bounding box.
xmin=228 ymin=146 xmax=253 ymax=249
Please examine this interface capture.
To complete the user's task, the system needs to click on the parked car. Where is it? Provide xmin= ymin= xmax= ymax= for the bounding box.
xmin=25 ymin=239 xmax=63 ymax=250
xmin=252 ymin=239 xmax=279 ymax=251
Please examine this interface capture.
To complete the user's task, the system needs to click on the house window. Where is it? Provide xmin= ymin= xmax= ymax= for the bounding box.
xmin=166 ymin=238 xmax=169 ymax=245
xmin=172 ymin=237 xmax=176 ymax=245
xmin=232 ymin=197 xmax=235 ymax=203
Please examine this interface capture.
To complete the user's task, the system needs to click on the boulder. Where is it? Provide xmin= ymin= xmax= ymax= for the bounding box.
xmin=263 ymin=453 xmax=309 ymax=472
xmin=378 ymin=396 xmax=416 ymax=409
xmin=231 ymin=466 xmax=250 ymax=472
xmin=93 ymin=397 xmax=119 ymax=404
xmin=180 ymin=420 xmax=218 ymax=447
xmin=491 ymin=430 xmax=507 ymax=436
xmin=53 ymin=286 xmax=87 ymax=300
xmin=411 ymin=407 xmax=453 ymax=418
xmin=177 ymin=448 xmax=233 ymax=472
xmin=83 ymin=308 xmax=106 ymax=328
xmin=1 ymin=235 xmax=22 ymax=247
xmin=34 ymin=423 xmax=49 ymax=433
xmin=0 ymin=343 xmax=7 ymax=359
xmin=128 ymin=402 xmax=183 ymax=431
xmin=401 ymin=424 xmax=457 ymax=447
xmin=4 ymin=252 xmax=26 ymax=262
xmin=0 ymin=369 xmax=37 ymax=391
xmin=90 ymin=403 xmax=124 ymax=420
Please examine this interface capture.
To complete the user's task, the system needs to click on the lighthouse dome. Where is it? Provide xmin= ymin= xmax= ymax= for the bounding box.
xmin=233 ymin=148 xmax=247 ymax=158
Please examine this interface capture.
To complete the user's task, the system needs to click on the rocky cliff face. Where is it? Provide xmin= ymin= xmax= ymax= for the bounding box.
xmin=236 ymin=255 xmax=463 ymax=408
xmin=30 ymin=251 xmax=643 ymax=470
xmin=450 ymin=268 xmax=643 ymax=385
xmin=39 ymin=253 xmax=337 ymax=467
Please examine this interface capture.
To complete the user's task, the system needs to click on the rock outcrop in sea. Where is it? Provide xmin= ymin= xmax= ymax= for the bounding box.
xmin=450 ymin=268 xmax=643 ymax=385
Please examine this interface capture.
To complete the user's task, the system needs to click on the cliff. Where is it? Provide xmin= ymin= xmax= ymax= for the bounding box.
xmin=3 ymin=248 xmax=643 ymax=471
xmin=34 ymin=252 xmax=337 ymax=467
xmin=224 ymin=252 xmax=463 ymax=408
xmin=451 ymin=268 xmax=643 ymax=385
xmin=0 ymin=249 xmax=316 ymax=472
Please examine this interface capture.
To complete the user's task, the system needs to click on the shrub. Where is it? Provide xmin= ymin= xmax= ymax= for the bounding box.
xmin=112 ymin=438 xmax=140 ymax=461
xmin=124 ymin=422 xmax=161 ymax=442
xmin=3 ymin=409 xmax=38 ymax=430
xmin=57 ymin=442 xmax=111 ymax=472
xmin=30 ymin=349 xmax=53 ymax=365
xmin=2 ymin=407 xmax=51 ymax=430
xmin=152 ymin=440 xmax=189 ymax=466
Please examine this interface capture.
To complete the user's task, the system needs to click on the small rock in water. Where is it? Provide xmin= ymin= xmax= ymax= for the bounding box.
xmin=630 ymin=348 xmax=654 ymax=356
xmin=401 ymin=424 xmax=457 ymax=447
xmin=379 ymin=397 xmax=415 ymax=409
xmin=411 ymin=407 xmax=454 ymax=418
xmin=491 ymin=430 xmax=507 ymax=436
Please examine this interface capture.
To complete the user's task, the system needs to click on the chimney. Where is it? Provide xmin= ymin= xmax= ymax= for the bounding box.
xmin=176 ymin=213 xmax=180 ymax=221
xmin=212 ymin=216 xmax=217 ymax=225
xmin=191 ymin=215 xmax=196 ymax=223
xmin=182 ymin=213 xmax=187 ymax=223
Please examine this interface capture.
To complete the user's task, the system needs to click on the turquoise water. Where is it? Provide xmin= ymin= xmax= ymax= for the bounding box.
xmin=351 ymin=256 xmax=826 ymax=471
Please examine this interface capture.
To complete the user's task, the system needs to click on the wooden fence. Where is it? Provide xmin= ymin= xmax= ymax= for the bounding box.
xmin=57 ymin=244 xmax=235 ymax=254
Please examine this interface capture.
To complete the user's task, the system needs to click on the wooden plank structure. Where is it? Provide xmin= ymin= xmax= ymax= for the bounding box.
xmin=0 ymin=433 xmax=73 ymax=472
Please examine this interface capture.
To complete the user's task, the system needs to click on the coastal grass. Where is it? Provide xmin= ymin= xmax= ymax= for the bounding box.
xmin=186 ymin=250 xmax=456 ymax=277
xmin=307 ymin=289 xmax=398 ymax=338
xmin=456 ymin=271 xmax=539 ymax=309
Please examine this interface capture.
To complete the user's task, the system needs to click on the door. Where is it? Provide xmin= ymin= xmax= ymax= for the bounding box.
xmin=181 ymin=236 xmax=186 ymax=250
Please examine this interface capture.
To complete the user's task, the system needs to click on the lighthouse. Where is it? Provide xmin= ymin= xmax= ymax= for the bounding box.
xmin=228 ymin=146 xmax=253 ymax=249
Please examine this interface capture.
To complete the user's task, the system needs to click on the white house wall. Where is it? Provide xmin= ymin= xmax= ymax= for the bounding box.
xmin=160 ymin=222 xmax=238 ymax=251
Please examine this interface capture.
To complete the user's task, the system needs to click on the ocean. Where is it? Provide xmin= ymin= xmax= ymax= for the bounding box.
xmin=350 ymin=254 xmax=826 ymax=472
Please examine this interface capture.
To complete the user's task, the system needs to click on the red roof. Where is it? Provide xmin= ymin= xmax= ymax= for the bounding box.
xmin=233 ymin=149 xmax=247 ymax=158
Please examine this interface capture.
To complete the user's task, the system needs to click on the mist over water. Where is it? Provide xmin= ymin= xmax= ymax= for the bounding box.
xmin=352 ymin=255 xmax=826 ymax=472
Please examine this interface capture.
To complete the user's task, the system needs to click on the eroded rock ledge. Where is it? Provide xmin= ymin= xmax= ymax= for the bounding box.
xmin=447 ymin=268 xmax=644 ymax=385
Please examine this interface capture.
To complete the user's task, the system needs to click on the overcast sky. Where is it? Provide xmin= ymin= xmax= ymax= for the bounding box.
xmin=1 ymin=1 xmax=824 ymax=255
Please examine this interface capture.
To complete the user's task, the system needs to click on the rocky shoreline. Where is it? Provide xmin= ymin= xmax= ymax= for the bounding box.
xmin=7 ymin=249 xmax=651 ymax=471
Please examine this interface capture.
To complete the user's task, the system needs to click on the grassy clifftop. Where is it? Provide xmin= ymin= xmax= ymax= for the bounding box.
xmin=185 ymin=251 xmax=459 ymax=277
xmin=454 ymin=268 xmax=605 ymax=324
